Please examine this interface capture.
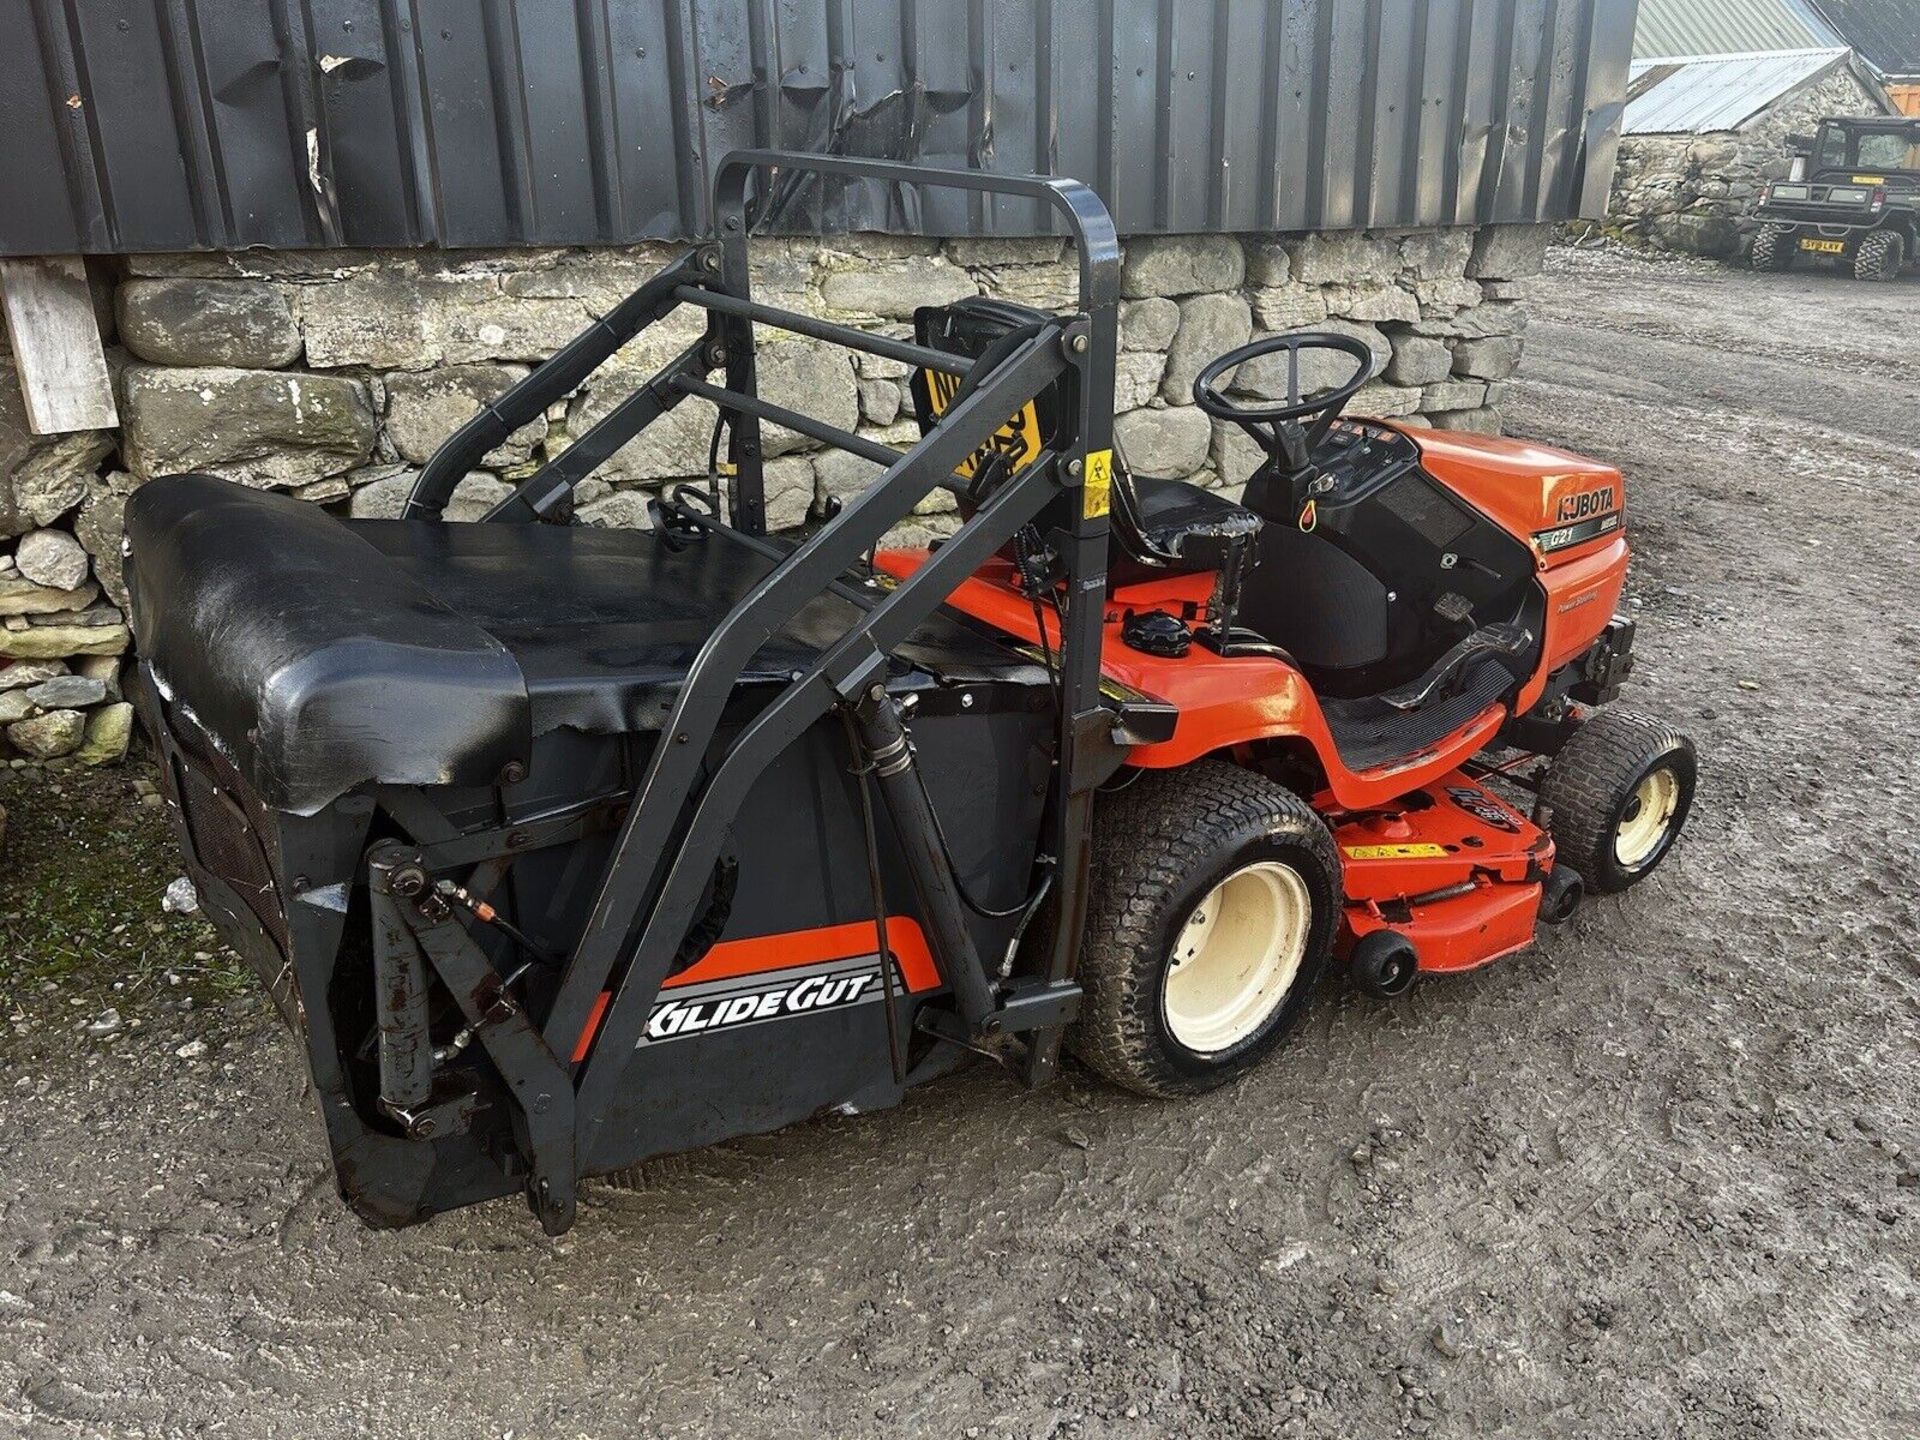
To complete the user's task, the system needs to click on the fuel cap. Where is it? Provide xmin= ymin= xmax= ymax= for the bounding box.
xmin=1121 ymin=608 xmax=1192 ymax=658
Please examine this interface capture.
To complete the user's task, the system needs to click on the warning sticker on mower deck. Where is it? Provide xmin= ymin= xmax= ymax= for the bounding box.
xmin=638 ymin=955 xmax=897 ymax=1046
xmin=1344 ymin=843 xmax=1449 ymax=860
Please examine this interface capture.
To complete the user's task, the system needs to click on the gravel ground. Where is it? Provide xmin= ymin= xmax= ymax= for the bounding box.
xmin=2 ymin=249 xmax=1917 ymax=1440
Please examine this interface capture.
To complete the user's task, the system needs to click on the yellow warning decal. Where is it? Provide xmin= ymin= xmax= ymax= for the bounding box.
xmin=921 ymin=367 xmax=1044 ymax=482
xmin=1083 ymin=448 xmax=1113 ymax=519
xmin=1853 ymin=175 xmax=1886 ymax=184
xmin=1343 ymin=843 xmax=1449 ymax=860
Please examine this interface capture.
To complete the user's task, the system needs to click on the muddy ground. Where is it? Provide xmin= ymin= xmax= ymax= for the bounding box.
xmin=2 ymin=250 xmax=1916 ymax=1439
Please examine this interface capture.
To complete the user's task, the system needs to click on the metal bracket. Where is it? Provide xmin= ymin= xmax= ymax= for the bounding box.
xmin=993 ymin=976 xmax=1083 ymax=1032
xmin=381 ymin=1075 xmax=482 ymax=1141
xmin=1067 ymin=706 xmax=1130 ymax=792
xmin=916 ymin=978 xmax=1082 ymax=1052
xmin=824 ymin=646 xmax=888 ymax=704
xmin=367 ymin=840 xmax=579 ymax=1235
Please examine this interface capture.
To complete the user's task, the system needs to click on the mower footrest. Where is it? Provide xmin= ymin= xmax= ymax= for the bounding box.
xmin=1377 ymin=620 xmax=1533 ymax=712
xmin=1320 ymin=656 xmax=1513 ymax=773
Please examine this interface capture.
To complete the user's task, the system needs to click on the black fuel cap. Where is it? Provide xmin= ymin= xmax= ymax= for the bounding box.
xmin=1121 ymin=608 xmax=1192 ymax=658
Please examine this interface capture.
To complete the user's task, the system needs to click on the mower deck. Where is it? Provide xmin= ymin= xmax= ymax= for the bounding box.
xmin=1333 ymin=773 xmax=1550 ymax=974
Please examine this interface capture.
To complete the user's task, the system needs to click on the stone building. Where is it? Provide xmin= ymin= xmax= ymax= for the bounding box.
xmin=1607 ymin=47 xmax=1890 ymax=256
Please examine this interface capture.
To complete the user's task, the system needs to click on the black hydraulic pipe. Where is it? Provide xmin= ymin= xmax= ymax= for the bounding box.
xmin=848 ymin=685 xmax=1000 ymax=1033
xmin=673 ymin=285 xmax=971 ymax=376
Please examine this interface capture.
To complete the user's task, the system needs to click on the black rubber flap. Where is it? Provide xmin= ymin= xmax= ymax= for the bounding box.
xmin=125 ymin=474 xmax=531 ymax=814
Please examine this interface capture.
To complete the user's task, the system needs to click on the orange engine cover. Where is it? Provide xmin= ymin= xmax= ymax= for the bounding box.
xmin=1407 ymin=426 xmax=1624 ymax=565
xmin=1393 ymin=423 xmax=1632 ymax=704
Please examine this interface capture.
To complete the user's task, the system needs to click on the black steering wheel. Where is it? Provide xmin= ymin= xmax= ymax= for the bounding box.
xmin=1191 ymin=331 xmax=1377 ymax=453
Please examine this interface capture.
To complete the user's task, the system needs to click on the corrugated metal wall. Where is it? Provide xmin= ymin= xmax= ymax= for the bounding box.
xmin=0 ymin=0 xmax=1636 ymax=255
xmin=1630 ymin=0 xmax=1834 ymax=59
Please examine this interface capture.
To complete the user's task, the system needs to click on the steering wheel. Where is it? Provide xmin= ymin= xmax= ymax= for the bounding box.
xmin=1191 ymin=332 xmax=1377 ymax=453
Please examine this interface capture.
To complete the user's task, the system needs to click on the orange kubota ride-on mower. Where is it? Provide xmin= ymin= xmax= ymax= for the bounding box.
xmin=124 ymin=154 xmax=1694 ymax=1233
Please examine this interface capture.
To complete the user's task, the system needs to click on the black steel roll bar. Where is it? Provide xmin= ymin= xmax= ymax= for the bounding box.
xmin=393 ymin=150 xmax=1120 ymax=1233
xmin=671 ymin=373 xmax=901 ymax=467
xmin=402 ymin=255 xmax=704 ymax=521
xmin=671 ymin=284 xmax=971 ymax=376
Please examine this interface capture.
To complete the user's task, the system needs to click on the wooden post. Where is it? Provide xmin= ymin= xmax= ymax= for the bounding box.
xmin=0 ymin=256 xmax=119 ymax=435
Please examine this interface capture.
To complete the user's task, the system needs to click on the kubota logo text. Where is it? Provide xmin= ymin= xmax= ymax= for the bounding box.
xmin=1555 ymin=486 xmax=1616 ymax=524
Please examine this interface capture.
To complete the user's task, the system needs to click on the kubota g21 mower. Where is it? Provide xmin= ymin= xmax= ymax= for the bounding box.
xmin=124 ymin=153 xmax=1694 ymax=1233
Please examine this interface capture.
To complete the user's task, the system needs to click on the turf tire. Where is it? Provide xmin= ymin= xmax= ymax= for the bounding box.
xmin=1070 ymin=762 xmax=1339 ymax=1098
xmin=1854 ymin=228 xmax=1905 ymax=282
xmin=1749 ymin=224 xmax=1793 ymax=272
xmin=1539 ymin=709 xmax=1696 ymax=895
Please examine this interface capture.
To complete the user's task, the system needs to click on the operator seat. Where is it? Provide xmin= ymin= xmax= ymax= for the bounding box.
xmin=908 ymin=297 xmax=1261 ymax=589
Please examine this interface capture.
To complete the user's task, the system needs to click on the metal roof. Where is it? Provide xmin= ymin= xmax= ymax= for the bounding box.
xmin=1810 ymin=0 xmax=1920 ymax=74
xmin=1633 ymin=0 xmax=1843 ymax=58
xmin=1625 ymin=47 xmax=1855 ymax=132
xmin=0 ymin=0 xmax=1637 ymax=255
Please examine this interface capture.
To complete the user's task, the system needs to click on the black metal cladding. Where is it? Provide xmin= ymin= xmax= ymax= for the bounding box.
xmin=2 ymin=0 xmax=1635 ymax=256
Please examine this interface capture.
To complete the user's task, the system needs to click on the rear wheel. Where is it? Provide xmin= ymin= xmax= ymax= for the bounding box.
xmin=1539 ymin=709 xmax=1696 ymax=894
xmin=1854 ymin=228 xmax=1906 ymax=282
xmin=1071 ymin=762 xmax=1339 ymax=1097
xmin=1750 ymin=223 xmax=1794 ymax=271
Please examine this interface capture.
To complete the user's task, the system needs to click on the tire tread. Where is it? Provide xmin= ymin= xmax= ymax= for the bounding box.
xmin=1539 ymin=708 xmax=1692 ymax=893
xmin=1854 ymin=229 xmax=1904 ymax=282
xmin=1071 ymin=762 xmax=1338 ymax=1098
xmin=1751 ymin=224 xmax=1792 ymax=272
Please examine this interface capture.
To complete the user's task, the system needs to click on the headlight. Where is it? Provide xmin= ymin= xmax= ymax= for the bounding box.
xmin=1770 ymin=183 xmax=1809 ymax=201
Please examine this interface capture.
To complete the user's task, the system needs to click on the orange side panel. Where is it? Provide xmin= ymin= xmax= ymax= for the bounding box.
xmin=666 ymin=916 xmax=940 ymax=993
xmin=874 ymin=550 xmax=1508 ymax=809
xmin=1514 ymin=533 xmax=1630 ymax=713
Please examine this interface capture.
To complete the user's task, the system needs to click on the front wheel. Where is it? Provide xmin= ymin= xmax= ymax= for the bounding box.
xmin=1538 ymin=709 xmax=1696 ymax=894
xmin=1071 ymin=762 xmax=1339 ymax=1098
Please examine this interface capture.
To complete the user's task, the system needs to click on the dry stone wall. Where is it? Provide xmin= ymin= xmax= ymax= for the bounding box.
xmin=0 ymin=222 xmax=1545 ymax=767
xmin=1604 ymin=65 xmax=1883 ymax=257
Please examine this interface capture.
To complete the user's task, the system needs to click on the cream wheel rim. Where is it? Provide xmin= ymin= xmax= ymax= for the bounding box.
xmin=1615 ymin=766 xmax=1681 ymax=868
xmin=1163 ymin=861 xmax=1312 ymax=1054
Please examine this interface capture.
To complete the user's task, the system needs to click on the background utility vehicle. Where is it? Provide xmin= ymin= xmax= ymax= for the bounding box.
xmin=1751 ymin=114 xmax=1920 ymax=280
xmin=124 ymin=153 xmax=1695 ymax=1234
